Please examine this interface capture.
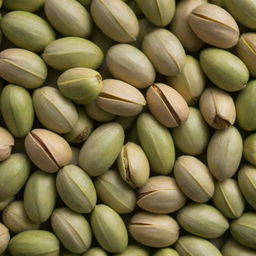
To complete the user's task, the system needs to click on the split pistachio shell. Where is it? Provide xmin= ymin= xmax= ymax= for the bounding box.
xmin=137 ymin=113 xmax=175 ymax=175
xmin=0 ymin=223 xmax=10 ymax=254
xmin=236 ymin=80 xmax=256 ymax=131
xmin=200 ymin=48 xmax=249 ymax=92
xmin=0 ymin=127 xmax=14 ymax=161
xmin=0 ymin=153 xmax=30 ymax=201
xmin=96 ymin=79 xmax=146 ymax=117
xmin=222 ymin=239 xmax=256 ymax=256
xmin=207 ymin=126 xmax=243 ymax=181
xmin=79 ymin=123 xmax=124 ymax=176
xmin=3 ymin=0 xmax=45 ymax=11
xmin=137 ymin=176 xmax=186 ymax=214
xmin=45 ymin=0 xmax=92 ymax=37
xmin=172 ymin=107 xmax=209 ymax=155
xmin=114 ymin=245 xmax=149 ymax=256
xmin=91 ymin=204 xmax=128 ymax=253
xmin=238 ymin=165 xmax=256 ymax=210
xmin=106 ymin=44 xmax=155 ymax=89
xmin=1 ymin=11 xmax=55 ymax=52
xmin=94 ymin=169 xmax=136 ymax=214
xmin=199 ymin=87 xmax=236 ymax=129
xmin=42 ymin=37 xmax=104 ymax=71
xmin=2 ymin=201 xmax=40 ymax=233
xmin=51 ymin=208 xmax=92 ymax=254
xmin=142 ymin=29 xmax=186 ymax=76
xmin=167 ymin=55 xmax=205 ymax=105
xmin=25 ymin=129 xmax=72 ymax=173
xmin=171 ymin=0 xmax=205 ymax=52
xmin=0 ymin=48 xmax=47 ymax=89
xmin=117 ymin=142 xmax=150 ymax=189
xmin=57 ymin=165 xmax=97 ymax=214
xmin=8 ymin=230 xmax=60 ymax=256
xmin=129 ymin=212 xmax=179 ymax=248
xmin=58 ymin=68 xmax=102 ymax=104
xmin=177 ymin=203 xmax=229 ymax=238
xmin=90 ymin=0 xmax=139 ymax=43
xmin=243 ymin=134 xmax=256 ymax=166
xmin=33 ymin=86 xmax=78 ymax=134
xmin=188 ymin=3 xmax=239 ymax=48
xmin=24 ymin=170 xmax=56 ymax=223
xmin=213 ymin=179 xmax=245 ymax=219
xmin=174 ymin=155 xmax=214 ymax=203
xmin=146 ymin=83 xmax=189 ymax=128
xmin=135 ymin=0 xmax=175 ymax=27
xmin=231 ymin=213 xmax=256 ymax=249
xmin=1 ymin=84 xmax=34 ymax=138
xmin=83 ymin=247 xmax=108 ymax=256
xmin=153 ymin=248 xmax=179 ymax=256
xmin=237 ymin=33 xmax=256 ymax=77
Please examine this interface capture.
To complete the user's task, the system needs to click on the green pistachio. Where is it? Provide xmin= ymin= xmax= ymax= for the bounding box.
xmin=42 ymin=37 xmax=104 ymax=71
xmin=0 ymin=197 xmax=14 ymax=211
xmin=153 ymin=248 xmax=179 ymax=256
xmin=207 ymin=126 xmax=243 ymax=181
xmin=0 ymin=48 xmax=47 ymax=89
xmin=91 ymin=204 xmax=128 ymax=253
xmin=0 ymin=223 xmax=10 ymax=254
xmin=137 ymin=113 xmax=175 ymax=175
xmin=243 ymin=133 xmax=256 ymax=166
xmin=172 ymin=107 xmax=209 ymax=155
xmin=0 ymin=153 xmax=30 ymax=201
xmin=79 ymin=123 xmax=124 ymax=176
xmin=3 ymin=0 xmax=45 ymax=12
xmin=90 ymin=0 xmax=139 ymax=43
xmin=56 ymin=165 xmax=97 ymax=214
xmin=0 ymin=127 xmax=14 ymax=161
xmin=222 ymin=239 xmax=256 ymax=256
xmin=114 ymin=245 xmax=149 ymax=256
xmin=83 ymin=247 xmax=108 ymax=256
xmin=200 ymin=48 xmax=249 ymax=91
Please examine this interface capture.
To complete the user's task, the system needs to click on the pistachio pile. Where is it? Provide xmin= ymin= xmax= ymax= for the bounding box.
xmin=1 ymin=0 xmax=256 ymax=255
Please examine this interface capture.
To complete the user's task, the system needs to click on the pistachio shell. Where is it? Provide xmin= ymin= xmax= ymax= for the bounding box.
xmin=90 ymin=0 xmax=139 ymax=43
xmin=3 ymin=0 xmax=45 ymax=11
xmin=114 ymin=245 xmax=149 ymax=256
xmin=0 ymin=48 xmax=47 ymax=89
xmin=42 ymin=37 xmax=104 ymax=71
xmin=153 ymin=248 xmax=179 ymax=256
xmin=243 ymin=133 xmax=256 ymax=166
xmin=56 ymin=165 xmax=97 ymax=214
xmin=0 ymin=223 xmax=10 ymax=254
xmin=83 ymin=247 xmax=108 ymax=256
xmin=222 ymin=239 xmax=256 ymax=256
xmin=1 ymin=11 xmax=55 ymax=52
xmin=0 ymin=127 xmax=14 ymax=161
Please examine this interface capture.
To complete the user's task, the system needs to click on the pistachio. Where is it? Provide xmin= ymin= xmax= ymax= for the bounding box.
xmin=116 ymin=116 xmax=137 ymax=131
xmin=129 ymin=212 xmax=179 ymax=248
xmin=83 ymin=247 xmax=108 ymax=256
xmin=174 ymin=155 xmax=214 ymax=203
xmin=0 ymin=153 xmax=30 ymax=201
xmin=114 ymin=245 xmax=149 ymax=256
xmin=1 ymin=84 xmax=34 ymax=138
xmin=135 ymin=0 xmax=175 ymax=27
xmin=188 ymin=3 xmax=239 ymax=48
xmin=146 ymin=83 xmax=189 ymax=128
xmin=1 ymin=11 xmax=55 ymax=52
xmin=0 ymin=48 xmax=47 ymax=89
xmin=137 ymin=113 xmax=175 ymax=175
xmin=79 ymin=123 xmax=124 ymax=176
xmin=0 ymin=127 xmax=14 ymax=161
xmin=200 ymin=48 xmax=249 ymax=91
xmin=213 ymin=179 xmax=245 ymax=219
xmin=167 ymin=55 xmax=205 ymax=105
xmin=0 ymin=197 xmax=14 ymax=211
xmin=137 ymin=176 xmax=186 ymax=214
xmin=3 ymin=0 xmax=45 ymax=12
xmin=172 ymin=107 xmax=210 ymax=155
xmin=0 ymin=223 xmax=10 ymax=254
xmin=91 ymin=204 xmax=128 ymax=253
xmin=128 ymin=1 xmax=142 ymax=17
xmin=106 ymin=44 xmax=155 ymax=89
xmin=90 ymin=0 xmax=139 ymax=43
xmin=42 ymin=37 xmax=104 ymax=71
xmin=199 ymin=87 xmax=236 ymax=129
xmin=117 ymin=142 xmax=150 ymax=189
xmin=70 ymin=147 xmax=79 ymax=166
xmin=44 ymin=0 xmax=92 ymax=37
xmin=8 ymin=230 xmax=60 ymax=256
xmin=2 ymin=201 xmax=40 ymax=233
xmin=207 ymin=126 xmax=243 ymax=181
xmin=51 ymin=208 xmax=92 ymax=254
xmin=24 ymin=129 xmax=72 ymax=173
xmin=95 ymin=169 xmax=136 ymax=214
xmin=153 ymin=248 xmax=179 ymax=256
xmin=142 ymin=28 xmax=186 ymax=76
xmin=222 ymin=239 xmax=256 ymax=256
xmin=243 ymin=134 xmax=256 ymax=166
xmin=96 ymin=79 xmax=146 ymax=117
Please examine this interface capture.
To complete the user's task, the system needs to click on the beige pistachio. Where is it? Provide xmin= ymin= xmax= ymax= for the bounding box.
xmin=3 ymin=0 xmax=45 ymax=12
xmin=83 ymin=247 xmax=108 ymax=256
xmin=129 ymin=212 xmax=179 ymax=248
xmin=142 ymin=29 xmax=186 ymax=76
xmin=117 ymin=142 xmax=150 ymax=189
xmin=25 ymin=129 xmax=72 ymax=173
xmin=0 ymin=127 xmax=14 ymax=161
xmin=207 ymin=126 xmax=243 ymax=181
xmin=153 ymin=248 xmax=179 ymax=256
xmin=199 ymin=87 xmax=236 ymax=129
xmin=174 ymin=155 xmax=214 ymax=203
xmin=96 ymin=79 xmax=146 ymax=117
xmin=137 ymin=176 xmax=186 ymax=214
xmin=0 ymin=223 xmax=10 ymax=254
xmin=243 ymin=133 xmax=256 ymax=166
xmin=146 ymin=83 xmax=189 ymax=128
